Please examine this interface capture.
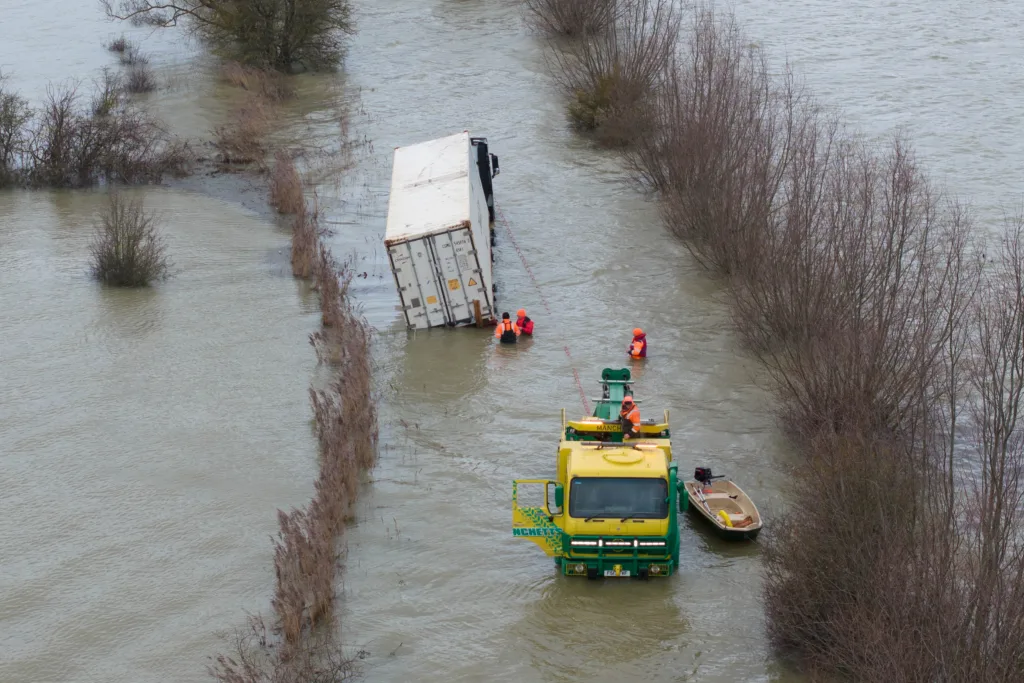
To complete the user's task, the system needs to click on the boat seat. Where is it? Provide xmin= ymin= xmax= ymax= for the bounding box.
xmin=727 ymin=514 xmax=748 ymax=522
xmin=701 ymin=493 xmax=733 ymax=500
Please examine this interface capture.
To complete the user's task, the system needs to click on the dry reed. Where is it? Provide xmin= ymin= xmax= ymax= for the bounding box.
xmin=213 ymin=96 xmax=272 ymax=165
xmin=210 ymin=90 xmax=376 ymax=677
xmin=220 ymin=61 xmax=295 ymax=101
xmin=270 ymin=150 xmax=306 ymax=214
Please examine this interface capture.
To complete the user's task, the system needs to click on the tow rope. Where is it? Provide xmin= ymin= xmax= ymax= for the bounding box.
xmin=496 ymin=206 xmax=591 ymax=415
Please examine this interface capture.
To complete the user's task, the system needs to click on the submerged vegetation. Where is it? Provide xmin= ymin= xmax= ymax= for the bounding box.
xmin=523 ymin=0 xmax=619 ymax=37
xmin=209 ymin=165 xmax=376 ymax=683
xmin=90 ymin=193 xmax=171 ymax=287
xmin=102 ymin=0 xmax=355 ymax=72
xmin=199 ymin=14 xmax=375 ymax=681
xmin=0 ymin=72 xmax=189 ymax=189
xmin=534 ymin=0 xmax=1024 ymax=679
xmin=552 ymin=0 xmax=678 ymax=147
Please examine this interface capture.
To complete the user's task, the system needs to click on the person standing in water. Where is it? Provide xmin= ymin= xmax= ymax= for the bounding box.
xmin=494 ymin=312 xmax=520 ymax=344
xmin=628 ymin=328 xmax=647 ymax=359
xmin=516 ymin=309 xmax=534 ymax=336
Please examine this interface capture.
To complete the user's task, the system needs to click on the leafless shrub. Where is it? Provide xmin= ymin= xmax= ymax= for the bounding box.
xmin=107 ymin=35 xmax=130 ymax=53
xmin=623 ymin=6 xmax=789 ymax=273
xmin=92 ymin=68 xmax=125 ymax=117
xmin=270 ymin=150 xmax=305 ymax=214
xmin=523 ymin=0 xmax=619 ymax=37
xmin=739 ymin=140 xmax=976 ymax=439
xmin=103 ymin=0 xmax=355 ymax=72
xmin=13 ymin=82 xmax=191 ymax=188
xmin=551 ymin=0 xmax=679 ymax=147
xmin=221 ymin=61 xmax=295 ymax=101
xmin=126 ymin=62 xmax=156 ymax=93
xmin=119 ymin=42 xmax=148 ymax=66
xmin=213 ymin=96 xmax=272 ymax=165
xmin=208 ymin=614 xmax=356 ymax=682
xmin=90 ymin=193 xmax=170 ymax=287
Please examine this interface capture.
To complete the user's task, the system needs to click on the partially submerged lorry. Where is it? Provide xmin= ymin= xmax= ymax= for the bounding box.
xmin=512 ymin=369 xmax=690 ymax=578
xmin=385 ymin=131 xmax=500 ymax=330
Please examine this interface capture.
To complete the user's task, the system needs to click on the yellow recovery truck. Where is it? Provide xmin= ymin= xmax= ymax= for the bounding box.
xmin=512 ymin=368 xmax=689 ymax=578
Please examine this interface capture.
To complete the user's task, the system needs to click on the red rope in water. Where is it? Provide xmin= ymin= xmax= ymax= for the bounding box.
xmin=496 ymin=206 xmax=591 ymax=415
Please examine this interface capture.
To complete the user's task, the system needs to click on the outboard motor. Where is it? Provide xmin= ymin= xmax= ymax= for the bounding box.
xmin=694 ymin=467 xmax=714 ymax=486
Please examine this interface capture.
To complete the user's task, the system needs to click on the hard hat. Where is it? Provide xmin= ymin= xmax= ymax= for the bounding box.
xmin=622 ymin=395 xmax=634 ymax=403
xmin=517 ymin=309 xmax=526 ymax=317
xmin=633 ymin=328 xmax=643 ymax=336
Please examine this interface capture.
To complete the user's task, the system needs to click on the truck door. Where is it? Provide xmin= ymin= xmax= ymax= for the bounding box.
xmin=427 ymin=226 xmax=493 ymax=325
xmin=387 ymin=239 xmax=450 ymax=329
xmin=512 ymin=479 xmax=563 ymax=557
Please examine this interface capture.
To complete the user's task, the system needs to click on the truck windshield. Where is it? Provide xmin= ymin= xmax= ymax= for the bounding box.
xmin=568 ymin=477 xmax=668 ymax=519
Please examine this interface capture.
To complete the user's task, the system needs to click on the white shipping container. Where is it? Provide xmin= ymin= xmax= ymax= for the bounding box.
xmin=385 ymin=131 xmax=500 ymax=330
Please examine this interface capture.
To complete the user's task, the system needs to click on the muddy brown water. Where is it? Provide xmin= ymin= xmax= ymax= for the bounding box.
xmin=2 ymin=0 xmax=1020 ymax=681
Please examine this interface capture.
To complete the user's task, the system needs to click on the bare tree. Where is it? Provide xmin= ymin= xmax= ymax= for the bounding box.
xmin=550 ymin=0 xmax=679 ymax=147
xmin=0 ymin=72 xmax=32 ymax=186
xmin=623 ymin=6 xmax=795 ymax=273
xmin=102 ymin=0 xmax=354 ymax=71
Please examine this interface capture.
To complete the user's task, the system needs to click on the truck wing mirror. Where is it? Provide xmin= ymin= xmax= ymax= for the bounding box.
xmin=554 ymin=484 xmax=564 ymax=509
xmin=490 ymin=153 xmax=500 ymax=178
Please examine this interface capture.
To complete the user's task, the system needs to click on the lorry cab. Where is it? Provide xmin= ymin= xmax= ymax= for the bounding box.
xmin=513 ymin=369 xmax=689 ymax=579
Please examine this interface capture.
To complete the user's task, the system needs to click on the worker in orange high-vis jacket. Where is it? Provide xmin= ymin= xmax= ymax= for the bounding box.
xmin=516 ymin=309 xmax=534 ymax=336
xmin=628 ymin=328 xmax=647 ymax=359
xmin=620 ymin=395 xmax=641 ymax=440
xmin=494 ymin=312 xmax=520 ymax=344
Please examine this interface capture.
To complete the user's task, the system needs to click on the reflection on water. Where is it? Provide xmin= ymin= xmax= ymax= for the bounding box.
xmin=503 ymin=579 xmax=691 ymax=682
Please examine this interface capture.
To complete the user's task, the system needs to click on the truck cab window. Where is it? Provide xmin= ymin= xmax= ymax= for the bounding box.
xmin=568 ymin=477 xmax=668 ymax=520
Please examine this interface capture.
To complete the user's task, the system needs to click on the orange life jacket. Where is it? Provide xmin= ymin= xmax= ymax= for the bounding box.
xmin=620 ymin=403 xmax=640 ymax=429
xmin=495 ymin=319 xmax=519 ymax=339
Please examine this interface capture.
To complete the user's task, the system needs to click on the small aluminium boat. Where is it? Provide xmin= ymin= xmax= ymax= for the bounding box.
xmin=684 ymin=467 xmax=762 ymax=541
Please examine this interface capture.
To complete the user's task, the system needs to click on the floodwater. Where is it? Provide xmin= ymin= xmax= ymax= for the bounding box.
xmin=1 ymin=0 xmax=1020 ymax=682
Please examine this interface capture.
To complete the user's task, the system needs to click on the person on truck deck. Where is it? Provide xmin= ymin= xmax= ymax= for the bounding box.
xmin=620 ymin=395 xmax=641 ymax=440
xmin=495 ymin=312 xmax=519 ymax=344
xmin=516 ymin=309 xmax=534 ymax=336
xmin=628 ymin=328 xmax=648 ymax=359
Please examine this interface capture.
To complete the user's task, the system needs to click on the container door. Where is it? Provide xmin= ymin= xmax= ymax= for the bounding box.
xmin=387 ymin=238 xmax=450 ymax=329
xmin=427 ymin=226 xmax=493 ymax=325
xmin=512 ymin=479 xmax=564 ymax=558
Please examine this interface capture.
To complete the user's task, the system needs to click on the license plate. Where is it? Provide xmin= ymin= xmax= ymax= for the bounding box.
xmin=604 ymin=570 xmax=631 ymax=577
